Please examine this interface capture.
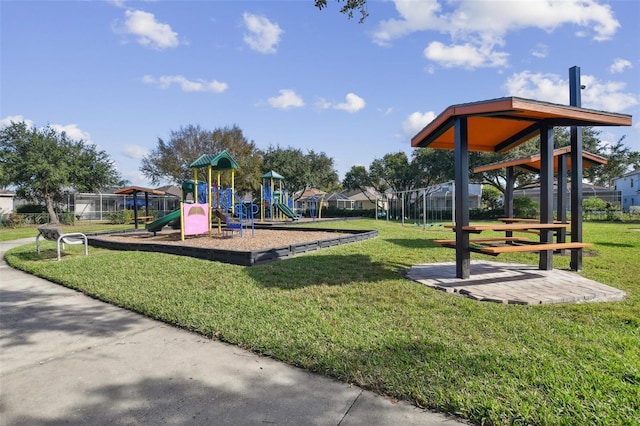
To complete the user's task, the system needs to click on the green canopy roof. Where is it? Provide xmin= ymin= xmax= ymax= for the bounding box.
xmin=189 ymin=150 xmax=239 ymax=170
xmin=261 ymin=170 xmax=285 ymax=179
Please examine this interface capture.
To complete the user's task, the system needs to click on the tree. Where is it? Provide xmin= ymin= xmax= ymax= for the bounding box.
xmin=343 ymin=165 xmax=371 ymax=192
xmin=343 ymin=149 xmax=455 ymax=199
xmin=0 ymin=121 xmax=121 ymax=224
xmin=410 ymin=149 xmax=455 ymax=190
xmin=140 ymin=124 xmax=263 ymax=194
xmin=472 ymin=127 xmax=640 ymax=194
xmin=307 ymin=150 xmax=340 ymax=192
xmin=262 ymin=146 xmax=339 ymax=199
xmin=481 ymin=186 xmax=502 ymax=211
xmin=314 ymin=0 xmax=368 ymax=23
xmin=590 ymin=136 xmax=640 ymax=187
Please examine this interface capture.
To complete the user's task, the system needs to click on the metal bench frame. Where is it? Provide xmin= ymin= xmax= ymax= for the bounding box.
xmin=36 ymin=226 xmax=88 ymax=261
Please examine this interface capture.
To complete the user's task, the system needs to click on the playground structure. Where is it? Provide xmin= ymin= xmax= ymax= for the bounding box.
xmin=143 ymin=153 xmax=306 ymax=239
xmin=260 ymin=170 xmax=300 ymax=221
xmin=145 ymin=150 xmax=256 ymax=239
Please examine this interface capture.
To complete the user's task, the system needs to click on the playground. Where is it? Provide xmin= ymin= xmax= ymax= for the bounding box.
xmin=92 ymin=150 xmax=375 ymax=264
xmin=90 ymin=224 xmax=377 ymax=266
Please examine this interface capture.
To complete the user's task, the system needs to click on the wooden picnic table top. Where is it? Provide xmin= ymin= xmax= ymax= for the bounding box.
xmin=498 ymin=217 xmax=568 ymax=224
xmin=445 ymin=223 xmax=570 ymax=232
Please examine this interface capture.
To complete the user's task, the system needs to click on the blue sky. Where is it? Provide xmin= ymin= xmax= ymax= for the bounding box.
xmin=2 ymin=0 xmax=639 ymax=187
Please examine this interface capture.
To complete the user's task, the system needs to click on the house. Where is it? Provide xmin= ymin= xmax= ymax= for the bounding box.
xmin=323 ymin=192 xmax=354 ymax=210
xmin=0 ymin=189 xmax=15 ymax=215
xmin=614 ymin=169 xmax=640 ymax=212
xmin=293 ymin=188 xmax=326 ymax=213
xmin=342 ymin=187 xmax=386 ymax=210
xmin=513 ymin=183 xmax=621 ymax=211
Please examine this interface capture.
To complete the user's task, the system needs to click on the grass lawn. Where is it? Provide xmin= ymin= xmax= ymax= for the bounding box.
xmin=4 ymin=220 xmax=639 ymax=425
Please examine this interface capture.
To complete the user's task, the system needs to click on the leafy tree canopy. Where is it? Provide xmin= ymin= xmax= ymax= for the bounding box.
xmin=0 ymin=121 xmax=121 ymax=224
xmin=314 ymin=0 xmax=368 ymax=23
xmin=471 ymin=127 xmax=640 ymax=194
xmin=343 ymin=149 xmax=454 ymax=200
xmin=140 ymin=124 xmax=263 ymax=195
xmin=262 ymin=146 xmax=339 ymax=199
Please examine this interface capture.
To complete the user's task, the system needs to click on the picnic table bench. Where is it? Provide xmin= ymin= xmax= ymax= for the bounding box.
xmin=129 ymin=215 xmax=154 ymax=224
xmin=438 ymin=222 xmax=591 ymax=271
xmin=36 ymin=226 xmax=88 ymax=261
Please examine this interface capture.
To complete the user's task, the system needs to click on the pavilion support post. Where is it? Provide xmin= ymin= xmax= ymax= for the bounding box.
xmin=539 ymin=125 xmax=554 ymax=270
xmin=132 ymin=191 xmax=139 ymax=230
xmin=504 ymin=166 xmax=514 ymax=218
xmin=557 ymin=154 xmax=568 ymax=245
xmin=504 ymin=166 xmax=515 ymax=238
xmin=454 ymin=117 xmax=470 ymax=279
xmin=569 ymin=66 xmax=584 ymax=271
xmin=144 ymin=192 xmax=150 ymax=217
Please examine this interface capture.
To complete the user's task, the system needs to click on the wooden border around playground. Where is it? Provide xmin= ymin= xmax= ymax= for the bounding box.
xmin=86 ymin=227 xmax=378 ymax=266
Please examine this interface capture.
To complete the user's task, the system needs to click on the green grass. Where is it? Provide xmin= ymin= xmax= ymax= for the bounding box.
xmin=5 ymin=220 xmax=640 ymax=425
xmin=0 ymin=223 xmax=132 ymax=241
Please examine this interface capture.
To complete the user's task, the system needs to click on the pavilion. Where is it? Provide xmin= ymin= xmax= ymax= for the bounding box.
xmin=411 ymin=67 xmax=632 ymax=279
xmin=113 ymin=186 xmax=165 ymax=229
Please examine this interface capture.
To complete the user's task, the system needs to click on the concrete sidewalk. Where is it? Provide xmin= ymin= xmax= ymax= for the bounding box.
xmin=0 ymin=238 xmax=465 ymax=426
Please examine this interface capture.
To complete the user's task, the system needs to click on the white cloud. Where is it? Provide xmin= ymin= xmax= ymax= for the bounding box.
xmin=50 ymin=123 xmax=93 ymax=143
xmin=114 ymin=9 xmax=180 ymax=50
xmin=106 ymin=0 xmax=127 ymax=8
xmin=119 ymin=169 xmax=153 ymax=187
xmin=122 ymin=144 xmax=149 ymax=160
xmin=424 ymin=41 xmax=508 ymax=69
xmin=503 ymin=70 xmax=638 ymax=112
xmin=1 ymin=115 xmax=35 ymax=128
xmin=143 ymin=75 xmax=228 ymax=93
xmin=243 ymin=12 xmax=283 ymax=54
xmin=1 ymin=116 xmax=93 ymax=143
xmin=530 ymin=43 xmax=548 ymax=59
xmin=373 ymin=0 xmax=620 ymax=69
xmin=609 ymin=58 xmax=632 ymax=74
xmin=402 ymin=111 xmax=436 ymax=137
xmin=267 ymin=89 xmax=304 ymax=110
xmin=333 ymin=93 xmax=366 ymax=113
xmin=317 ymin=93 xmax=366 ymax=113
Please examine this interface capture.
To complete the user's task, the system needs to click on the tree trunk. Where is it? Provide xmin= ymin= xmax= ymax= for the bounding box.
xmin=44 ymin=192 xmax=59 ymax=224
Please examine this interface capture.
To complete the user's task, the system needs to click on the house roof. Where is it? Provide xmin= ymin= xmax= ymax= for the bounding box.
xmin=113 ymin=186 xmax=165 ymax=196
xmin=324 ymin=192 xmax=350 ymax=201
xmin=155 ymin=185 xmax=182 ymax=198
xmin=473 ymin=146 xmax=608 ymax=174
xmin=411 ymin=97 xmax=632 ymax=153
xmin=297 ymin=188 xmax=326 ymax=200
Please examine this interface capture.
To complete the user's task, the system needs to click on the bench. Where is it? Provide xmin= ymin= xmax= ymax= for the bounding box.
xmin=129 ymin=216 xmax=153 ymax=224
xmin=222 ymin=222 xmax=243 ymax=238
xmin=433 ymin=237 xmax=529 ymax=245
xmin=36 ymin=226 xmax=88 ymax=261
xmin=480 ymin=242 xmax=591 ymax=254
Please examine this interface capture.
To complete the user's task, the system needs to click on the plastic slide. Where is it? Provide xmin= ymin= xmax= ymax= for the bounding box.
xmin=145 ymin=209 xmax=181 ymax=233
xmin=275 ymin=203 xmax=300 ymax=220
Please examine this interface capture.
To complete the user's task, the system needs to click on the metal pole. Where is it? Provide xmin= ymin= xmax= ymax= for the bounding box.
xmin=569 ymin=66 xmax=584 ymax=271
xmin=539 ymin=125 xmax=554 ymax=270
xmin=454 ymin=118 xmax=470 ymax=279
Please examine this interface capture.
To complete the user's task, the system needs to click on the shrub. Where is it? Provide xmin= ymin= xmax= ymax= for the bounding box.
xmin=107 ymin=209 xmax=134 ymax=224
xmin=16 ymin=204 xmax=47 ymax=214
xmin=2 ymin=213 xmax=26 ymax=228
xmin=60 ymin=212 xmax=76 ymax=226
xmin=513 ymin=196 xmax=538 ymax=218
